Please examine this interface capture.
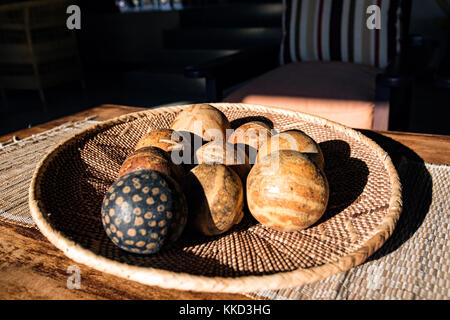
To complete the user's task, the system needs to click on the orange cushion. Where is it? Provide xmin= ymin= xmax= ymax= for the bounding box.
xmin=224 ymin=61 xmax=381 ymax=129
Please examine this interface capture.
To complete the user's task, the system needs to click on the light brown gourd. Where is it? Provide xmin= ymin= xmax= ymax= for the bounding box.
xmin=118 ymin=146 xmax=185 ymax=184
xmin=195 ymin=140 xmax=251 ymax=184
xmin=185 ymin=164 xmax=244 ymax=236
xmin=170 ymin=104 xmax=231 ymax=142
xmin=247 ymin=150 xmax=329 ymax=232
xmin=135 ymin=128 xmax=182 ymax=152
xmin=256 ymin=129 xmax=325 ymax=170
xmin=227 ymin=121 xmax=273 ymax=165
xmin=228 ymin=121 xmax=272 ymax=150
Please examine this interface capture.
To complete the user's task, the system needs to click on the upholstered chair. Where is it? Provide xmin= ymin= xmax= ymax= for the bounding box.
xmin=186 ymin=0 xmax=416 ymax=130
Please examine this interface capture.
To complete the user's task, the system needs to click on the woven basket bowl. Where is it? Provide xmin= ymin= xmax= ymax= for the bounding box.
xmin=29 ymin=103 xmax=402 ymax=293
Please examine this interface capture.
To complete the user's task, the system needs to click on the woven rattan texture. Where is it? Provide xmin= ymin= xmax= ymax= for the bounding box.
xmin=0 ymin=119 xmax=99 ymax=228
xmin=32 ymin=104 xmax=393 ymax=278
xmin=250 ymin=161 xmax=449 ymax=300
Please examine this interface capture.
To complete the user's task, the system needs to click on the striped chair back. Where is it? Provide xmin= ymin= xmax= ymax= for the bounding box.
xmin=280 ymin=0 xmax=410 ymax=69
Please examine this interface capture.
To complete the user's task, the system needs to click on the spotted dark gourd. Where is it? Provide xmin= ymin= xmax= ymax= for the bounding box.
xmin=101 ymin=170 xmax=188 ymax=254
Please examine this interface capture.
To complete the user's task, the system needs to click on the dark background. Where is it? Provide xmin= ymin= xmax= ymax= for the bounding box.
xmin=0 ymin=0 xmax=449 ymax=136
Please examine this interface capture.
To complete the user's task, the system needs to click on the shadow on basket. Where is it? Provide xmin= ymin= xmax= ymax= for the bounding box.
xmin=315 ymin=140 xmax=369 ymax=224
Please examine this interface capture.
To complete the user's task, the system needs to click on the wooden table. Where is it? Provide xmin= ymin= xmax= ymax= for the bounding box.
xmin=0 ymin=105 xmax=449 ymax=300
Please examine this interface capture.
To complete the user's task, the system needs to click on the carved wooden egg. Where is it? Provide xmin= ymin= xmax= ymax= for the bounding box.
xmin=101 ymin=170 xmax=188 ymax=254
xmin=185 ymin=164 xmax=244 ymax=236
xmin=227 ymin=121 xmax=272 ymax=163
xmin=135 ymin=128 xmax=183 ymax=152
xmin=170 ymin=104 xmax=231 ymax=141
xmin=195 ymin=140 xmax=251 ymax=183
xmin=247 ymin=150 xmax=329 ymax=232
xmin=256 ymin=129 xmax=325 ymax=170
xmin=118 ymin=146 xmax=185 ymax=184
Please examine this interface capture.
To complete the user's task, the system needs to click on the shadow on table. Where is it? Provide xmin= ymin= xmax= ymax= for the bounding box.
xmin=358 ymin=130 xmax=433 ymax=262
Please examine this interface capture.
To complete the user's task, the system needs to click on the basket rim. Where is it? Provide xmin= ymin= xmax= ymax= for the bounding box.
xmin=29 ymin=103 xmax=403 ymax=293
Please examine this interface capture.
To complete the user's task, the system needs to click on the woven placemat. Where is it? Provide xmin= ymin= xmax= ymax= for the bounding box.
xmin=0 ymin=117 xmax=100 ymax=228
xmin=248 ymin=160 xmax=449 ymax=300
